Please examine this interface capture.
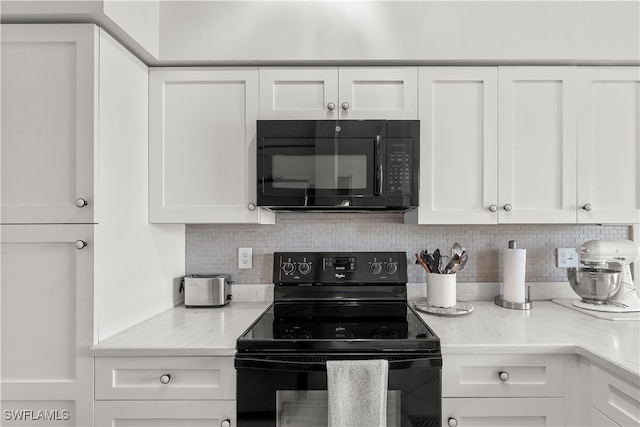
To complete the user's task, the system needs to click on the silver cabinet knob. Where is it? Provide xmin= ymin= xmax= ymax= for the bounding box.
xmin=448 ymin=417 xmax=458 ymax=427
xmin=221 ymin=419 xmax=231 ymax=427
xmin=75 ymin=198 xmax=88 ymax=208
xmin=327 ymin=102 xmax=336 ymax=111
xmin=583 ymin=203 xmax=592 ymax=211
xmin=341 ymin=102 xmax=350 ymax=111
xmin=74 ymin=240 xmax=87 ymax=250
xmin=247 ymin=203 xmax=256 ymax=211
xmin=160 ymin=374 xmax=171 ymax=384
xmin=503 ymin=204 xmax=513 ymax=212
xmin=489 ymin=204 xmax=497 ymax=212
xmin=498 ymin=371 xmax=509 ymax=382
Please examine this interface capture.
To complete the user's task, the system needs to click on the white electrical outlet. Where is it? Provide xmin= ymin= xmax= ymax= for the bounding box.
xmin=556 ymin=248 xmax=578 ymax=268
xmin=238 ymin=247 xmax=253 ymax=269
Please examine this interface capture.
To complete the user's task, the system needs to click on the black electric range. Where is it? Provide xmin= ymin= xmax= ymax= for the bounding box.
xmin=235 ymin=252 xmax=442 ymax=427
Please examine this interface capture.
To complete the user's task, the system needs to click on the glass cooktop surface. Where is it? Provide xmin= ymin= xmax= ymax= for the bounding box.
xmin=236 ymin=302 xmax=440 ymax=354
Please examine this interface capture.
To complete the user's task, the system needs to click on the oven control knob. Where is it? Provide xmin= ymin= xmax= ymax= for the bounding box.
xmin=386 ymin=330 xmax=399 ymax=339
xmin=282 ymin=262 xmax=296 ymax=275
xmin=298 ymin=330 xmax=312 ymax=339
xmin=282 ymin=331 xmax=295 ymax=339
xmin=369 ymin=262 xmax=383 ymax=275
xmin=385 ymin=262 xmax=398 ymax=274
xmin=298 ymin=262 xmax=311 ymax=275
xmin=371 ymin=330 xmax=383 ymax=339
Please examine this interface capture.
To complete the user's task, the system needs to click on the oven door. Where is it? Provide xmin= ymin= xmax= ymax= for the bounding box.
xmin=257 ymin=120 xmax=385 ymax=208
xmin=235 ymin=355 xmax=441 ymax=427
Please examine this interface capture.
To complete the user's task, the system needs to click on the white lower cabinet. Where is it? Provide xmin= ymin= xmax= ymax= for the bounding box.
xmin=590 ymin=364 xmax=640 ymax=427
xmin=442 ymin=354 xmax=567 ymax=427
xmin=591 ymin=407 xmax=621 ymax=427
xmin=94 ymin=401 xmax=235 ymax=427
xmin=94 ymin=356 xmax=236 ymax=427
xmin=1 ymin=225 xmax=94 ymax=427
xmin=443 ymin=397 xmax=565 ymax=426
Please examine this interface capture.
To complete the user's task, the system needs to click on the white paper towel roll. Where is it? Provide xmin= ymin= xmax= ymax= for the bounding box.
xmin=503 ymin=248 xmax=527 ymax=303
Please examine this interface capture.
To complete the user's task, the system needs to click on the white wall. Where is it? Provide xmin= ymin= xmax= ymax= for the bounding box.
xmin=103 ymin=0 xmax=160 ymax=58
xmin=158 ymin=1 xmax=640 ymax=64
xmin=96 ymin=30 xmax=184 ymax=341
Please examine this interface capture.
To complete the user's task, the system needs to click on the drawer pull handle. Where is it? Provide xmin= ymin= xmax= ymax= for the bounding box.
xmin=159 ymin=374 xmax=171 ymax=384
xmin=75 ymin=198 xmax=88 ymax=208
xmin=498 ymin=371 xmax=510 ymax=382
xmin=221 ymin=419 xmax=231 ymax=427
xmin=448 ymin=417 xmax=458 ymax=427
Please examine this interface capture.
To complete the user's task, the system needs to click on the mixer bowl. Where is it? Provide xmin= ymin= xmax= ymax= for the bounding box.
xmin=567 ymin=267 xmax=621 ymax=304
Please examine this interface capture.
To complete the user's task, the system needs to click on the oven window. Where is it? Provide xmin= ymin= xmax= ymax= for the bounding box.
xmin=277 ymin=390 xmax=401 ymax=427
xmin=271 ymin=154 xmax=367 ymax=190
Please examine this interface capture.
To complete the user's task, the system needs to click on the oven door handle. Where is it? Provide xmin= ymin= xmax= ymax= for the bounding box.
xmin=235 ymin=357 xmax=441 ymax=372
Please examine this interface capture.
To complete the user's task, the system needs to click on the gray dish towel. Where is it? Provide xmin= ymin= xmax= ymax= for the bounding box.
xmin=326 ymin=359 xmax=389 ymax=427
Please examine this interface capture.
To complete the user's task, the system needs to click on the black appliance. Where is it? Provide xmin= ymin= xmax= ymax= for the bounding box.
xmin=235 ymin=252 xmax=442 ymax=427
xmin=256 ymin=120 xmax=420 ymax=210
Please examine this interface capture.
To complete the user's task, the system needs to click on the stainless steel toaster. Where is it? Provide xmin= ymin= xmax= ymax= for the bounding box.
xmin=180 ymin=274 xmax=233 ymax=307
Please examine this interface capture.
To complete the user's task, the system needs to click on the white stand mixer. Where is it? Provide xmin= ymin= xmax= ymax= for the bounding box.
xmin=572 ymin=239 xmax=640 ymax=313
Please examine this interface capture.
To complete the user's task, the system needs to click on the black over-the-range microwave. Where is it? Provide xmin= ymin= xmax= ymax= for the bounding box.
xmin=256 ymin=120 xmax=419 ymax=210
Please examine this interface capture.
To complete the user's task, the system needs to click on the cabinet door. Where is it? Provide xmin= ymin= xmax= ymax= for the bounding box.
xmin=338 ymin=67 xmax=418 ymax=119
xmin=410 ymin=67 xmax=498 ymax=224
xmin=577 ymin=67 xmax=640 ymax=224
xmin=1 ymin=225 xmax=94 ymax=427
xmin=1 ymin=24 xmax=97 ymax=224
xmin=443 ymin=398 xmax=565 ymax=427
xmin=591 ymin=364 xmax=640 ymax=427
xmin=259 ymin=67 xmax=339 ymax=119
xmin=591 ymin=407 xmax=621 ymax=427
xmin=94 ymin=401 xmax=235 ymax=427
xmin=149 ymin=68 xmax=275 ymax=224
xmin=498 ymin=67 xmax=578 ymax=223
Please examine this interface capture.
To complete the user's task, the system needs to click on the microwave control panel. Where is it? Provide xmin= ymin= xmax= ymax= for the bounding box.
xmin=387 ymin=138 xmax=412 ymax=195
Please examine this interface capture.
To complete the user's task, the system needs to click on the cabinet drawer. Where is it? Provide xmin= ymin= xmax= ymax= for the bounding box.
xmin=591 ymin=364 xmax=640 ymax=427
xmin=442 ymin=354 xmax=565 ymax=397
xmin=94 ymin=400 xmax=235 ymax=427
xmin=95 ymin=356 xmax=235 ymax=400
xmin=443 ymin=397 xmax=565 ymax=426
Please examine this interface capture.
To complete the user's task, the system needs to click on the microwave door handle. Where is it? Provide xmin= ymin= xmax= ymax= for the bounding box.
xmin=375 ymin=135 xmax=383 ymax=195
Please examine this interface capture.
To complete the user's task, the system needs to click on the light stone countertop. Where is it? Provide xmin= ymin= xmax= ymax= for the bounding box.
xmin=91 ymin=302 xmax=271 ymax=357
xmin=91 ymin=300 xmax=639 ymax=384
xmin=415 ymin=301 xmax=640 ymax=383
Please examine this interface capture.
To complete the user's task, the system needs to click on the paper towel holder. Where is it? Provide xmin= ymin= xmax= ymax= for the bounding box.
xmin=495 ymin=286 xmax=533 ymax=310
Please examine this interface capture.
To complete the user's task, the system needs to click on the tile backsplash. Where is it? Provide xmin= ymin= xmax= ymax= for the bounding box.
xmin=186 ymin=213 xmax=631 ymax=284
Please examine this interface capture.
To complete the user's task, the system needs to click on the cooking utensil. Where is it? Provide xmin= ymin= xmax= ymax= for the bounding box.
xmin=567 ymin=267 xmax=621 ymax=304
xmin=432 ymin=249 xmax=442 ymax=274
xmin=452 ymin=242 xmax=464 ymax=259
xmin=415 ymin=253 xmax=431 ymax=273
xmin=458 ymin=251 xmax=468 ymax=271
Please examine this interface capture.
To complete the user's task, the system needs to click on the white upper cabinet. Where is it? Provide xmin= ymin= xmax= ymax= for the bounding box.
xmin=410 ymin=67 xmax=498 ymax=224
xmin=259 ymin=68 xmax=339 ymax=119
xmin=498 ymin=67 xmax=578 ymax=224
xmin=1 ymin=25 xmax=97 ymax=224
xmin=259 ymin=67 xmax=418 ymax=119
xmin=577 ymin=67 xmax=640 ymax=224
xmin=149 ymin=68 xmax=275 ymax=224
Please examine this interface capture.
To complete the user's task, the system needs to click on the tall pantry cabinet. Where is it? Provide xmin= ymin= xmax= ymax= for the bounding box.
xmin=1 ymin=24 xmax=185 ymax=426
